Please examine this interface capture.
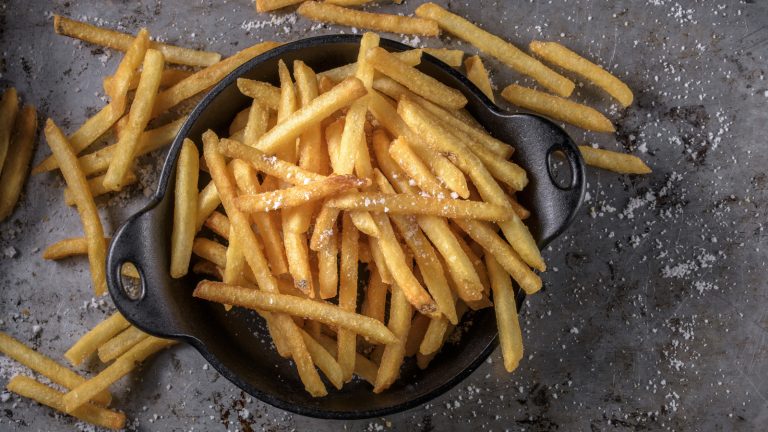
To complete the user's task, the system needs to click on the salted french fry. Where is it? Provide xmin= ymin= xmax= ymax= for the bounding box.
xmin=578 ymin=145 xmax=651 ymax=174
xmin=219 ymin=138 xmax=325 ymax=186
xmin=194 ymin=281 xmax=398 ymax=345
xmin=236 ymin=79 xmax=281 ymax=110
xmin=53 ymin=15 xmax=220 ymax=66
xmin=319 ymin=49 xmax=422 ymax=83
xmin=404 ymin=313 xmax=431 ymax=357
xmin=316 ymin=333 xmax=378 ymax=386
xmin=338 ymin=213 xmax=359 ymax=381
xmin=0 ymin=87 xmax=19 ymax=175
xmin=195 ymin=180 xmax=221 ymax=231
xmin=362 ymin=267 xmax=388 ymax=323
xmin=508 ymin=194 xmax=531 ymax=220
xmin=309 ymin=204 xmax=341 ymax=251
xmin=485 ymin=253 xmax=524 ymax=372
xmin=170 ymin=139 xmax=199 ymax=278
xmin=103 ymin=29 xmax=149 ymax=102
xmin=423 ymin=48 xmax=464 ymax=67
xmin=415 ymin=3 xmax=574 ymax=97
xmin=44 ymin=120 xmax=107 ymax=295
xmin=317 ymin=225 xmax=339 ymax=299
xmin=297 ymin=2 xmax=439 ymax=36
xmin=327 ymin=192 xmax=509 ymax=221
xmin=356 ymin=32 xmax=380 ymax=89
xmin=235 ymin=175 xmax=368 ymax=213
xmin=368 ymin=236 xmax=393 ymax=284
xmin=530 ymin=41 xmax=633 ymax=107
xmin=104 ymin=49 xmax=165 ymax=191
xmin=464 ymin=55 xmax=494 ymax=102
xmin=299 ymin=329 xmax=344 ymax=390
xmin=256 ymin=0 xmax=304 ymax=12
xmin=367 ymin=47 xmax=467 ymax=109
xmin=63 ymin=337 xmax=176 ymax=413
xmin=337 ymin=98 xmax=367 ymax=175
xmin=65 ymin=312 xmax=130 ymax=366
xmin=276 ymin=59 xmax=298 ymax=139
xmin=151 ymin=41 xmax=281 ymax=117
xmin=0 ymin=332 xmax=111 ymax=406
xmin=373 ymin=281 xmax=412 ymax=393
xmin=283 ymin=230 xmax=313 ymax=296
xmin=204 ymin=211 xmax=230 ymax=239
xmin=243 ymin=100 xmax=270 ymax=147
xmin=97 ymin=326 xmax=149 ymax=363
xmin=0 ymin=105 xmax=37 ymax=221
xmin=229 ymin=107 xmax=251 ymax=136
xmin=7 ymin=376 xmax=125 ymax=430
xmin=501 ymin=84 xmax=614 ymax=133
xmin=104 ymin=68 xmax=193 ymax=93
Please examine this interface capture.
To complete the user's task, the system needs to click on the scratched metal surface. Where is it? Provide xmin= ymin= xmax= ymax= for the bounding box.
xmin=1 ymin=0 xmax=767 ymax=431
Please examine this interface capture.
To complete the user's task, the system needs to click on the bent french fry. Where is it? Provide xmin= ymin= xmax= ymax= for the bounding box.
xmin=235 ymin=175 xmax=368 ymax=213
xmin=0 ymin=105 xmax=37 ymax=221
xmin=297 ymin=2 xmax=439 ymax=36
xmin=327 ymin=192 xmax=510 ymax=221
xmin=65 ymin=312 xmax=130 ymax=366
xmin=486 ymin=254 xmax=523 ymax=372
xmin=170 ymin=139 xmax=199 ymax=278
xmin=578 ymin=145 xmax=651 ymax=174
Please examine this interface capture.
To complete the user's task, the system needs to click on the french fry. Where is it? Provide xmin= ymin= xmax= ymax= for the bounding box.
xmin=44 ymin=120 xmax=108 ymax=295
xmin=63 ymin=171 xmax=137 ymax=206
xmin=218 ymin=138 xmax=324 ymax=185
xmin=319 ymin=49 xmax=422 ymax=83
xmin=65 ymin=312 xmax=131 ymax=366
xmin=299 ymin=329 xmax=344 ymax=390
xmin=0 ymin=105 xmax=37 ymax=221
xmin=204 ymin=211 xmax=230 ymax=239
xmin=283 ymin=230 xmax=313 ymax=296
xmin=356 ymin=32 xmax=380 ymax=89
xmin=373 ymin=281 xmax=412 ymax=393
xmin=170 ymin=139 xmax=199 ymax=278
xmin=244 ymin=100 xmax=270 ymax=146
xmin=362 ymin=267 xmax=389 ymax=323
xmin=104 ymin=68 xmax=193 ymax=93
xmin=43 ymin=237 xmax=105 ymax=260
xmin=309 ymin=205 xmax=341 ymax=251
xmin=103 ymin=28 xmax=149 ymax=102
xmin=193 ymin=281 xmax=398 ymax=345
xmin=63 ymin=337 xmax=176 ymax=413
xmin=192 ymin=237 xmax=227 ymax=268
xmin=336 ymin=98 xmax=367 ymax=175
xmin=236 ymin=78 xmax=281 ymax=110
xmin=229 ymin=107 xmax=252 ymax=136
xmin=0 ymin=332 xmax=111 ymax=406
xmin=316 ymin=333 xmax=378 ymax=386
xmin=419 ymin=315 xmax=449 ymax=355
xmin=415 ymin=3 xmax=574 ymax=97
xmin=464 ymin=55 xmax=495 ymax=102
xmin=235 ymin=175 xmax=368 ymax=213
xmin=317 ymin=225 xmax=339 ymax=299
xmin=317 ymin=75 xmax=336 ymax=94
xmin=53 ymin=15 xmax=221 ymax=67
xmin=423 ymin=48 xmax=464 ymax=67
xmin=297 ymin=2 xmax=439 ymax=36
xmin=501 ymin=84 xmax=614 ymax=133
xmin=104 ymin=49 xmax=165 ymax=191
xmin=223 ymin=225 xmax=248 ymax=291
xmin=277 ymin=59 xmax=298 ymax=129
xmin=368 ymin=236 xmax=393 ymax=284
xmin=578 ymin=145 xmax=651 ymax=174
xmin=530 ymin=41 xmax=634 ymax=107
xmin=151 ymin=41 xmax=281 ymax=117
xmin=255 ymin=0 xmax=304 ymax=12
xmin=195 ymin=180 xmax=221 ymax=231
xmin=508 ymin=194 xmax=530 ymax=220
xmin=404 ymin=313 xmax=431 ymax=357
xmin=97 ymin=326 xmax=149 ymax=363
xmin=338 ymin=213 xmax=359 ymax=381
xmin=192 ymin=260 xmax=222 ymax=280
xmin=0 ymin=87 xmax=19 ymax=174
xmin=7 ymin=376 xmax=125 ymax=430
xmin=367 ymin=47 xmax=467 ymax=110
xmin=486 ymin=254 xmax=523 ymax=371
xmin=327 ymin=192 xmax=510 ymax=221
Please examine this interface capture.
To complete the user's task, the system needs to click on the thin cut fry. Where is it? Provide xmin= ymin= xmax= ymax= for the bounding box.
xmin=487 ymin=254 xmax=524 ymax=372
xmin=356 ymin=32 xmax=380 ymax=89
xmin=297 ymin=2 xmax=439 ymax=36
xmin=0 ymin=87 xmax=19 ymax=175
xmin=43 ymin=237 xmax=105 ymax=260
xmin=0 ymin=105 xmax=37 ymax=221
xmin=423 ymin=48 xmax=464 ymax=67
xmin=310 ymin=205 xmax=341 ymax=251
xmin=104 ymin=68 xmax=193 ymax=93
xmin=368 ymin=236 xmax=393 ymax=284
xmin=319 ymin=49 xmax=422 ymax=83
xmin=316 ymin=334 xmax=378 ymax=386
xmin=419 ymin=315 xmax=449 ymax=356
xmin=235 ymin=175 xmax=368 ymax=213
xmin=362 ymin=267 xmax=388 ymax=323
xmin=338 ymin=213 xmax=359 ymax=381
xmin=501 ymin=84 xmax=615 ymax=133
xmin=578 ymin=145 xmax=651 ymax=174
xmin=405 ymin=313 xmax=432 ymax=357
xmin=65 ymin=312 xmax=130 ymax=366
xmin=44 ymin=120 xmax=107 ymax=295
xmin=373 ymin=281 xmax=412 ymax=393
xmin=218 ymin=138 xmax=324 ymax=185
xmin=415 ymin=3 xmax=574 ymax=97
xmin=104 ymin=29 xmax=149 ymax=102
xmin=63 ymin=171 xmax=137 ymax=206
xmin=204 ymin=211 xmax=230 ymax=239
xmin=464 ymin=55 xmax=495 ymax=102
xmin=299 ymin=329 xmax=344 ymax=390
xmin=283 ymin=229 xmax=313 ymax=296
xmin=97 ymin=326 xmax=149 ymax=363
xmin=530 ymin=41 xmax=634 ymax=107
xmin=237 ymin=79 xmax=281 ymax=110
xmin=317 ymin=224 xmax=339 ymax=299
xmin=244 ymin=101 xmax=270 ymax=146
xmin=195 ymin=180 xmax=221 ymax=231
xmin=327 ymin=192 xmax=510 ymax=221
xmin=170 ymin=139 xmax=199 ymax=278
xmin=7 ymin=376 xmax=125 ymax=430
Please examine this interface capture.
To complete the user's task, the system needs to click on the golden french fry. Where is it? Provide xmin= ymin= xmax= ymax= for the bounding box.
xmin=316 ymin=333 xmax=378 ymax=386
xmin=235 ymin=175 xmax=368 ymax=213
xmin=508 ymin=194 xmax=530 ymax=220
xmin=0 ymin=105 xmax=37 ymax=221
xmin=152 ymin=41 xmax=281 ymax=117
xmin=53 ymin=15 xmax=220 ymax=66
xmin=373 ymin=281 xmax=412 ymax=393
xmin=192 ymin=237 xmax=227 ymax=268
xmin=336 ymin=98 xmax=368 ymax=175
xmin=170 ymin=139 xmax=199 ymax=278
xmin=299 ymin=329 xmax=344 ymax=390
xmin=63 ymin=337 xmax=176 ymax=413
xmin=464 ymin=55 xmax=494 ymax=102
xmin=0 ymin=87 xmax=19 ymax=175
xmin=415 ymin=301 xmax=469 ymax=369
xmin=327 ymin=192 xmax=510 ymax=221
xmin=283 ymin=229 xmax=313 ymax=296
xmin=367 ymin=47 xmax=467 ymax=109
xmin=195 ymin=180 xmax=221 ymax=231
xmin=218 ymin=138 xmax=324 ymax=185
xmin=338 ymin=213 xmax=359 ymax=381
xmin=104 ymin=49 xmax=165 ymax=191
xmin=63 ymin=171 xmax=137 ymax=206
xmin=236 ymin=78 xmax=281 ymax=110
xmin=0 ymin=332 xmax=111 ymax=406
xmin=256 ymin=0 xmax=304 ymax=12
xmin=204 ymin=211 xmax=230 ymax=239
xmin=243 ymin=100 xmax=270 ymax=145
xmin=405 ymin=313 xmax=431 ymax=357
xmin=319 ymin=49 xmax=423 ymax=83
xmin=419 ymin=315 xmax=449 ymax=356
xmin=423 ymin=48 xmax=464 ymax=67
xmin=44 ymin=120 xmax=107 ymax=295
xmin=501 ymin=84 xmax=614 ymax=133
xmin=43 ymin=237 xmax=104 ymax=260
xmin=356 ymin=32 xmax=380 ymax=89
xmin=317 ymin=224 xmax=339 ymax=299
xmin=530 ymin=41 xmax=634 ymax=107
xmin=368 ymin=236 xmax=393 ymax=284
xmin=325 ymin=0 xmax=375 ymax=5
xmin=194 ymin=281 xmax=398 ymax=345
xmin=276 ymin=59 xmax=298 ymax=133
xmin=65 ymin=312 xmax=130 ymax=366
xmin=362 ymin=267 xmax=388 ymax=323
xmin=486 ymin=254 xmax=523 ymax=371
xmin=104 ymin=29 xmax=149 ymax=102
xmin=297 ymin=2 xmax=439 ymax=36
xmin=7 ymin=376 xmax=125 ymax=430
xmin=223 ymin=224 xmax=248 ymax=291
xmin=229 ymin=107 xmax=251 ymax=136
xmin=578 ymin=145 xmax=651 ymax=174
xmin=415 ymin=3 xmax=574 ymax=97
xmin=104 ymin=68 xmax=193 ymax=93
xmin=309 ymin=204 xmax=341 ymax=251
xmin=96 ymin=326 xmax=149 ymax=363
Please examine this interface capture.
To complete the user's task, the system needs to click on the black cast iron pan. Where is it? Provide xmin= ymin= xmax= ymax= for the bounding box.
xmin=106 ymin=35 xmax=585 ymax=419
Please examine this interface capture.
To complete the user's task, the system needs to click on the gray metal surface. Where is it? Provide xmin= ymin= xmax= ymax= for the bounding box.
xmin=1 ymin=0 xmax=766 ymax=430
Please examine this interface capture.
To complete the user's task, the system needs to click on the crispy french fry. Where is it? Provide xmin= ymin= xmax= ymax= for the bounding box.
xmin=104 ymin=68 xmax=193 ymax=93
xmin=338 ymin=213 xmax=359 ymax=381
xmin=194 ymin=281 xmax=398 ymax=345
xmin=362 ymin=267 xmax=388 ymax=323
xmin=244 ymin=101 xmax=270 ymax=146
xmin=276 ymin=59 xmax=298 ymax=140
xmin=319 ymin=49 xmax=422 ymax=83
xmin=218 ymin=138 xmax=324 ymax=185
xmin=367 ymin=47 xmax=467 ymax=109
xmin=368 ymin=236 xmax=392 ymax=284
xmin=170 ymin=139 xmax=199 ymax=278
xmin=356 ymin=32 xmax=380 ymax=89
xmin=416 ymin=301 xmax=468 ymax=369
xmin=578 ymin=145 xmax=651 ymax=174
xmin=0 ymin=332 xmax=111 ymax=406
xmin=309 ymin=204 xmax=341 ymax=251
xmin=501 ymin=84 xmax=614 ymax=132
xmin=530 ymin=41 xmax=633 ymax=107
xmin=325 ymin=0 xmax=375 ymax=5
xmin=104 ymin=49 xmax=165 ymax=191
xmin=336 ymin=98 xmax=367 ymax=176
xmin=327 ymin=192 xmax=510 ymax=221
xmin=415 ymin=3 xmax=574 ymax=97
xmin=97 ymin=326 xmax=149 ymax=363
xmin=204 ymin=211 xmax=230 ymax=239
xmin=43 ymin=237 xmax=105 ymax=260
xmin=104 ymin=29 xmax=149 ymax=102
xmin=0 ymin=87 xmax=19 ymax=175
xmin=192 ymin=237 xmax=227 ymax=268
xmin=373 ymin=281 xmax=412 ymax=393
xmin=7 ymin=376 xmax=125 ymax=430
xmin=299 ymin=329 xmax=344 ymax=390
xmin=405 ymin=313 xmax=431 ymax=357
xmin=223 ymin=225 xmax=248 ymax=289
xmin=464 ymin=55 xmax=495 ymax=102
xmin=0 ymin=105 xmax=37 ymax=221
xmin=255 ymin=0 xmax=304 ymax=12
xmin=283 ymin=230 xmax=313 ymax=296
xmin=237 ymin=79 xmax=281 ymax=110
xmin=235 ymin=175 xmax=368 ymax=213
xmin=486 ymin=254 xmax=523 ymax=371
xmin=423 ymin=48 xmax=464 ymax=67
xmin=195 ymin=180 xmax=221 ymax=231
xmin=297 ymin=2 xmax=439 ymax=36
xmin=316 ymin=333 xmax=378 ymax=386
xmin=63 ymin=337 xmax=176 ymax=413
xmin=317 ymin=225 xmax=339 ymax=299
xmin=63 ymin=171 xmax=137 ymax=206
xmin=65 ymin=312 xmax=130 ymax=366
xmin=44 ymin=120 xmax=107 ymax=295
xmin=229 ymin=107 xmax=251 ymax=136
xmin=419 ymin=315 xmax=449 ymax=355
